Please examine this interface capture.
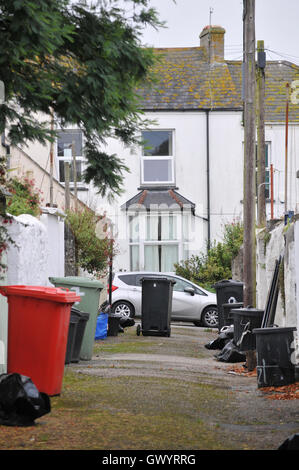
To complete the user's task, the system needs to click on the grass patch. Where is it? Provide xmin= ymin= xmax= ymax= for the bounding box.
xmin=93 ymin=339 xmax=157 ymax=355
xmin=47 ymin=370 xmax=233 ymax=450
xmin=92 ymin=326 xmax=214 ymax=359
xmin=0 ymin=369 xmax=240 ymax=450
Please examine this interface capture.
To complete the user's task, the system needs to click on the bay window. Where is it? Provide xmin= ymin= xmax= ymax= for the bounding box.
xmin=128 ymin=212 xmax=189 ymax=272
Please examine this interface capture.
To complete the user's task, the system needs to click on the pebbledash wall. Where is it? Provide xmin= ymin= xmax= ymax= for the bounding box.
xmin=256 ymin=216 xmax=299 ymax=361
xmin=0 ymin=209 xmax=65 ymax=373
xmin=6 ymin=209 xmax=65 ymax=286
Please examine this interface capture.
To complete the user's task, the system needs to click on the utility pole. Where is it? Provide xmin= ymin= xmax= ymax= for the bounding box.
xmin=49 ymin=109 xmax=54 ymax=207
xmin=243 ymin=0 xmax=256 ymax=306
xmin=72 ymin=140 xmax=78 ymax=211
xmin=270 ymin=163 xmax=274 ymax=219
xmin=284 ymin=83 xmax=290 ymax=218
xmin=243 ymin=0 xmax=256 ymax=371
xmin=256 ymin=40 xmax=266 ymax=227
xmin=64 ymin=161 xmax=70 ymax=211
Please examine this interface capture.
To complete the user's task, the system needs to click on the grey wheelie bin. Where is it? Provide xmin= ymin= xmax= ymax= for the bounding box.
xmin=49 ymin=276 xmax=103 ymax=360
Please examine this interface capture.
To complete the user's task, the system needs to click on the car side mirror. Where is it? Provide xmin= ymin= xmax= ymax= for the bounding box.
xmin=184 ymin=287 xmax=195 ymax=296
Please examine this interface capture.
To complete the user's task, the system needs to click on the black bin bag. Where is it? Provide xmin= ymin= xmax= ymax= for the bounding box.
xmin=0 ymin=373 xmax=51 ymax=426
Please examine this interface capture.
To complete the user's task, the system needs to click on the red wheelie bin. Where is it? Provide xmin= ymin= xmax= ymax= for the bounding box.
xmin=0 ymin=285 xmax=80 ymax=396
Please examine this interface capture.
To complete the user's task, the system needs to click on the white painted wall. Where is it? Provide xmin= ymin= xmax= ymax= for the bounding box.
xmin=16 ymin=110 xmax=299 ymax=273
xmin=264 ymin=123 xmax=299 ymax=219
xmin=6 ymin=214 xmax=49 ymax=285
xmin=5 ymin=212 xmax=65 ymax=286
xmin=75 ymin=111 xmax=299 ymax=272
xmin=209 ymin=111 xmax=244 ymax=241
xmin=0 ymin=212 xmax=65 ymax=373
xmin=256 ymin=219 xmax=299 ymax=360
xmin=256 ymin=223 xmax=284 ymax=317
xmin=40 ymin=208 xmax=65 ymax=285
xmin=9 ymin=145 xmax=89 ymax=211
xmin=89 ymin=111 xmax=209 ymax=271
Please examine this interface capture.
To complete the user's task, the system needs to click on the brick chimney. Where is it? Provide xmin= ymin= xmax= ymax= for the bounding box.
xmin=200 ymin=25 xmax=225 ymax=63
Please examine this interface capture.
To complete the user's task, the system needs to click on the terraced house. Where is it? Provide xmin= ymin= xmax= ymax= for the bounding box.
xmin=10 ymin=25 xmax=299 ymax=273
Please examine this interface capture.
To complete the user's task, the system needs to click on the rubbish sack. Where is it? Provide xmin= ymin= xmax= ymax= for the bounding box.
xmin=205 ymin=325 xmax=234 ymax=350
xmin=220 ymin=325 xmax=234 ymax=339
xmin=0 ymin=373 xmax=51 ymax=427
xmin=278 ymin=433 xmax=299 ymax=450
xmin=95 ymin=312 xmax=108 ymax=340
xmin=215 ymin=339 xmax=246 ymax=363
xmin=205 ymin=336 xmax=227 ymax=350
xmin=119 ymin=316 xmax=135 ymax=328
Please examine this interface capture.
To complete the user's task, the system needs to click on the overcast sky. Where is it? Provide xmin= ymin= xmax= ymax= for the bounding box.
xmin=140 ymin=0 xmax=299 ymax=66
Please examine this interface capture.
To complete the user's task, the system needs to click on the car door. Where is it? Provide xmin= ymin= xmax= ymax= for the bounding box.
xmin=168 ymin=276 xmax=201 ymax=320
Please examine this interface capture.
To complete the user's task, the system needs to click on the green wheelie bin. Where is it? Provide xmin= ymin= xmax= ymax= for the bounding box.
xmin=49 ymin=276 xmax=103 ymax=360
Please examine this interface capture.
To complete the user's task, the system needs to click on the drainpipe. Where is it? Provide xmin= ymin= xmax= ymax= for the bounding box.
xmin=206 ymin=110 xmax=211 ymax=250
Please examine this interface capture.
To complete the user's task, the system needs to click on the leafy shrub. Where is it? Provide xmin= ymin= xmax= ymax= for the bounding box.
xmin=7 ymin=177 xmax=43 ymax=217
xmin=175 ymin=221 xmax=243 ymax=289
xmin=66 ymin=208 xmax=113 ymax=277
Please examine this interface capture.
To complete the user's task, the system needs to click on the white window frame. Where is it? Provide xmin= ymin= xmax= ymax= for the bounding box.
xmin=140 ymin=130 xmax=175 ymax=186
xmin=56 ymin=128 xmax=86 ymax=187
xmin=128 ymin=211 xmax=188 ymax=272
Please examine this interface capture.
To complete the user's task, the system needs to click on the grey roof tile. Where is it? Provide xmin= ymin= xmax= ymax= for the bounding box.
xmin=136 ymin=48 xmax=299 ymax=122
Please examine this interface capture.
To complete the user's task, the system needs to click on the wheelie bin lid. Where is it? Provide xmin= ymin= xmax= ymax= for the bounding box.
xmin=212 ymin=279 xmax=244 ymax=288
xmin=222 ymin=302 xmax=244 ymax=308
xmin=232 ymin=307 xmax=264 ymax=315
xmin=0 ymin=285 xmax=81 ymax=303
xmin=140 ymin=276 xmax=176 ymax=284
xmin=253 ymin=326 xmax=297 ymax=335
xmin=49 ymin=276 xmax=103 ymax=289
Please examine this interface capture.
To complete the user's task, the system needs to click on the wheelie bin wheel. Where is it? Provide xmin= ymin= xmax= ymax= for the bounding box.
xmin=136 ymin=324 xmax=141 ymax=336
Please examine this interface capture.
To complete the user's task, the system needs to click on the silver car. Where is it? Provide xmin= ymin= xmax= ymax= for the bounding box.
xmin=108 ymin=271 xmax=218 ymax=328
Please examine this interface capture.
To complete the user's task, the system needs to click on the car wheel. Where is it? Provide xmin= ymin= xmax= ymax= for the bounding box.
xmin=201 ymin=306 xmax=218 ymax=328
xmin=112 ymin=300 xmax=135 ymax=318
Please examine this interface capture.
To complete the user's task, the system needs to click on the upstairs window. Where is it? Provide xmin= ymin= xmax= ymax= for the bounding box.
xmin=141 ymin=130 xmax=174 ymax=185
xmin=57 ymin=129 xmax=83 ymax=184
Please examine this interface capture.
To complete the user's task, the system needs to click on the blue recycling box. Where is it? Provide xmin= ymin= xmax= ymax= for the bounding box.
xmin=95 ymin=313 xmax=108 ymax=340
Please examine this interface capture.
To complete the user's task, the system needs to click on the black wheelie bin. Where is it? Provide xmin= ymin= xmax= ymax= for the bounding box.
xmin=137 ymin=277 xmax=175 ymax=337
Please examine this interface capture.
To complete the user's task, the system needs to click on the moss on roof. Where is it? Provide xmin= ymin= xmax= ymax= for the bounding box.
xmin=136 ymin=47 xmax=299 ymax=122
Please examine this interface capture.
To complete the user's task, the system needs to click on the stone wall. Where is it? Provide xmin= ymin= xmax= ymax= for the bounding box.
xmin=64 ymin=222 xmax=77 ymax=276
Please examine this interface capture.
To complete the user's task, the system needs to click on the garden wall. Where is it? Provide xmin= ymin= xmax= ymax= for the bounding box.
xmin=256 ymin=216 xmax=299 ymax=360
xmin=6 ymin=209 xmax=64 ymax=285
xmin=0 ymin=210 xmax=65 ymax=373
